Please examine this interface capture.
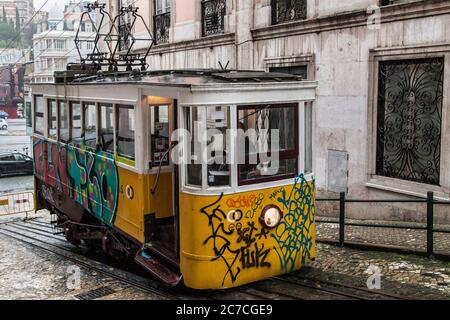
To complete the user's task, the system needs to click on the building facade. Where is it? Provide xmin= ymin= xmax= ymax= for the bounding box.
xmin=32 ymin=1 xmax=96 ymax=83
xmin=101 ymin=0 xmax=450 ymax=223
xmin=0 ymin=0 xmax=33 ymax=26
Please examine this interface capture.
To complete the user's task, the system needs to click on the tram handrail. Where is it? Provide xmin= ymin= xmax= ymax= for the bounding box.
xmin=151 ymin=141 xmax=178 ymax=195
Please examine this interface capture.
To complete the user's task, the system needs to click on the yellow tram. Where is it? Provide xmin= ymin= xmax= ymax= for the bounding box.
xmin=30 ymin=69 xmax=317 ymax=289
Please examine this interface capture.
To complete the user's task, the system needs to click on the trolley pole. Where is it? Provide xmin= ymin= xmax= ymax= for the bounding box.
xmin=339 ymin=192 xmax=346 ymax=247
xmin=427 ymin=191 xmax=434 ymax=258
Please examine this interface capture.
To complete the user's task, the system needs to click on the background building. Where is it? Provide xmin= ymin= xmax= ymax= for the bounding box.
xmin=101 ymin=0 xmax=450 ymax=224
xmin=31 ymin=1 xmax=96 ymax=83
xmin=0 ymin=0 xmax=33 ymax=26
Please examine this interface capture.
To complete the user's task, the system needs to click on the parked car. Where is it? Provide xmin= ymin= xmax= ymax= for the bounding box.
xmin=0 ymin=118 xmax=7 ymax=130
xmin=0 ymin=111 xmax=8 ymax=120
xmin=0 ymin=153 xmax=34 ymax=177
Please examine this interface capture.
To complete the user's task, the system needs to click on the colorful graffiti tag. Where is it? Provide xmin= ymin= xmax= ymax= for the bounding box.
xmin=201 ymin=193 xmax=271 ymax=286
xmin=272 ymin=174 xmax=315 ymax=273
xmin=200 ymin=174 xmax=315 ymax=285
xmin=34 ymin=139 xmax=119 ymax=226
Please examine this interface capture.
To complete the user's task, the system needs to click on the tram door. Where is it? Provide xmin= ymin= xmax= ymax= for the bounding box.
xmin=148 ymin=101 xmax=177 ymax=250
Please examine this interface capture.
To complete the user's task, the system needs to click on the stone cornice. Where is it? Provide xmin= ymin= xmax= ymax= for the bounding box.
xmin=134 ymin=33 xmax=236 ymax=56
xmin=251 ymin=0 xmax=450 ymax=41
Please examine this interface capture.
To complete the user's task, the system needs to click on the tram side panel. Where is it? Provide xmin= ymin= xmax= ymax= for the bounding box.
xmin=180 ymin=175 xmax=316 ymax=290
xmin=33 ymin=136 xmax=174 ymax=245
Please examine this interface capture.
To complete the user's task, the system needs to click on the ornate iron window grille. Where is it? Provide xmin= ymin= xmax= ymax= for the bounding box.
xmin=118 ymin=21 xmax=131 ymax=51
xmin=376 ymin=58 xmax=445 ymax=186
xmin=201 ymin=0 xmax=226 ymax=37
xmin=154 ymin=12 xmax=170 ymax=44
xmin=271 ymin=0 xmax=307 ymax=25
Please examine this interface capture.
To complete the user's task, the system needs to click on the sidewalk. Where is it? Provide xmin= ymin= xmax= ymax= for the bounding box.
xmin=316 ymin=217 xmax=450 ymax=256
xmin=309 ymin=243 xmax=450 ymax=299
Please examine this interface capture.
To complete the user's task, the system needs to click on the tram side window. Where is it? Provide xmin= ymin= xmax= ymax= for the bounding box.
xmin=71 ymin=102 xmax=82 ymax=143
xmin=83 ymin=102 xmax=97 ymax=149
xmin=99 ymin=103 xmax=114 ymax=153
xmin=150 ymin=105 xmax=170 ymax=166
xmin=34 ymin=95 xmax=44 ymax=135
xmin=207 ymin=106 xmax=230 ymax=187
xmin=59 ymin=101 xmax=70 ymax=142
xmin=185 ymin=107 xmax=202 ymax=187
xmin=117 ymin=105 xmax=135 ymax=160
xmin=48 ymin=100 xmax=57 ymax=139
xmin=238 ymin=104 xmax=298 ymax=185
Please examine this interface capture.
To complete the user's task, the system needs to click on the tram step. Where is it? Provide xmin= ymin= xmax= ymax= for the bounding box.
xmin=146 ymin=243 xmax=179 ymax=270
xmin=134 ymin=250 xmax=182 ymax=287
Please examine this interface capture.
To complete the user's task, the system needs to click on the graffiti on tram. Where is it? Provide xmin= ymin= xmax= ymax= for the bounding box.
xmin=34 ymin=139 xmax=119 ymax=225
xmin=200 ymin=174 xmax=315 ymax=286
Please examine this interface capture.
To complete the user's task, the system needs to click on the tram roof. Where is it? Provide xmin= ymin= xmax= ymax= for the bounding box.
xmin=49 ymin=69 xmax=305 ymax=87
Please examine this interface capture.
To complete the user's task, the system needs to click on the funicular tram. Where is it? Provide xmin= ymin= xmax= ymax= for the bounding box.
xmin=30 ymin=3 xmax=318 ymax=290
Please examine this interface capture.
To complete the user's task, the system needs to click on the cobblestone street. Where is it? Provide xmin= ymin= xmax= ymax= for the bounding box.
xmin=310 ymin=243 xmax=450 ymax=299
xmin=0 ymin=212 xmax=448 ymax=300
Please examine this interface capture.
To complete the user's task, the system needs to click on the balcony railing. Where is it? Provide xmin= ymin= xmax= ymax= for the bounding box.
xmin=271 ymin=0 xmax=307 ymax=25
xmin=201 ymin=0 xmax=226 ymax=37
xmin=154 ymin=12 xmax=170 ymax=45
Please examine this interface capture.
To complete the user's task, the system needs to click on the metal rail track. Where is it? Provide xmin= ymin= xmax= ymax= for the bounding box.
xmin=0 ymin=218 xmax=409 ymax=300
xmin=272 ymin=275 xmax=408 ymax=300
xmin=293 ymin=275 xmax=411 ymax=300
xmin=0 ymin=226 xmax=179 ymax=300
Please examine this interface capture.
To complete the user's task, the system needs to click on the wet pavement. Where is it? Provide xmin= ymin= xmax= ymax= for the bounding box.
xmin=0 ymin=176 xmax=34 ymax=195
xmin=0 ymin=210 xmax=448 ymax=300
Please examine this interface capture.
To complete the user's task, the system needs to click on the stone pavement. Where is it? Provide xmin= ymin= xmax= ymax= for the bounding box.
xmin=309 ymin=243 xmax=450 ymax=299
xmin=0 ymin=212 xmax=448 ymax=300
xmin=316 ymin=217 xmax=450 ymax=256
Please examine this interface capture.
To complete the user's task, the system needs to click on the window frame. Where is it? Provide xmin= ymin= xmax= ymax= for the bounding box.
xmin=116 ymin=104 xmax=136 ymax=162
xmin=70 ymin=101 xmax=83 ymax=144
xmin=33 ymin=95 xmax=45 ymax=136
xmin=201 ymin=0 xmax=226 ymax=37
xmin=180 ymin=102 xmax=308 ymax=193
xmin=367 ymin=45 xmax=450 ymax=198
xmin=82 ymin=101 xmax=98 ymax=149
xmin=153 ymin=0 xmax=171 ymax=45
xmin=47 ymin=99 xmax=58 ymax=140
xmin=58 ymin=100 xmax=70 ymax=143
xmin=98 ymin=103 xmax=115 ymax=154
xmin=271 ymin=0 xmax=307 ymax=26
xmin=237 ymin=103 xmax=299 ymax=186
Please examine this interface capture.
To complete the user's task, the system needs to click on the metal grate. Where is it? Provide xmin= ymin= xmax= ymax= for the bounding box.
xmin=271 ymin=0 xmax=307 ymax=25
xmin=201 ymin=0 xmax=226 ymax=37
xmin=154 ymin=12 xmax=170 ymax=44
xmin=75 ymin=286 xmax=116 ymax=300
xmin=376 ymin=58 xmax=444 ymax=186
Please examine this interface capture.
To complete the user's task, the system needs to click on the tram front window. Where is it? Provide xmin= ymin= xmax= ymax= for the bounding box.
xmin=48 ymin=100 xmax=57 ymax=139
xmin=238 ymin=104 xmax=298 ymax=185
xmin=100 ymin=103 xmax=114 ymax=153
xmin=117 ymin=105 xmax=135 ymax=160
xmin=207 ymin=106 xmax=230 ymax=187
xmin=83 ymin=102 xmax=97 ymax=149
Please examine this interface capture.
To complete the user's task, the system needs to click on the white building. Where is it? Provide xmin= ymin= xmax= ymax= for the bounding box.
xmin=31 ymin=1 xmax=96 ymax=83
xmin=32 ymin=30 xmax=95 ymax=83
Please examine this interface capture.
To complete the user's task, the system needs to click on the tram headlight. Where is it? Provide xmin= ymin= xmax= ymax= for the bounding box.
xmin=260 ymin=205 xmax=283 ymax=229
